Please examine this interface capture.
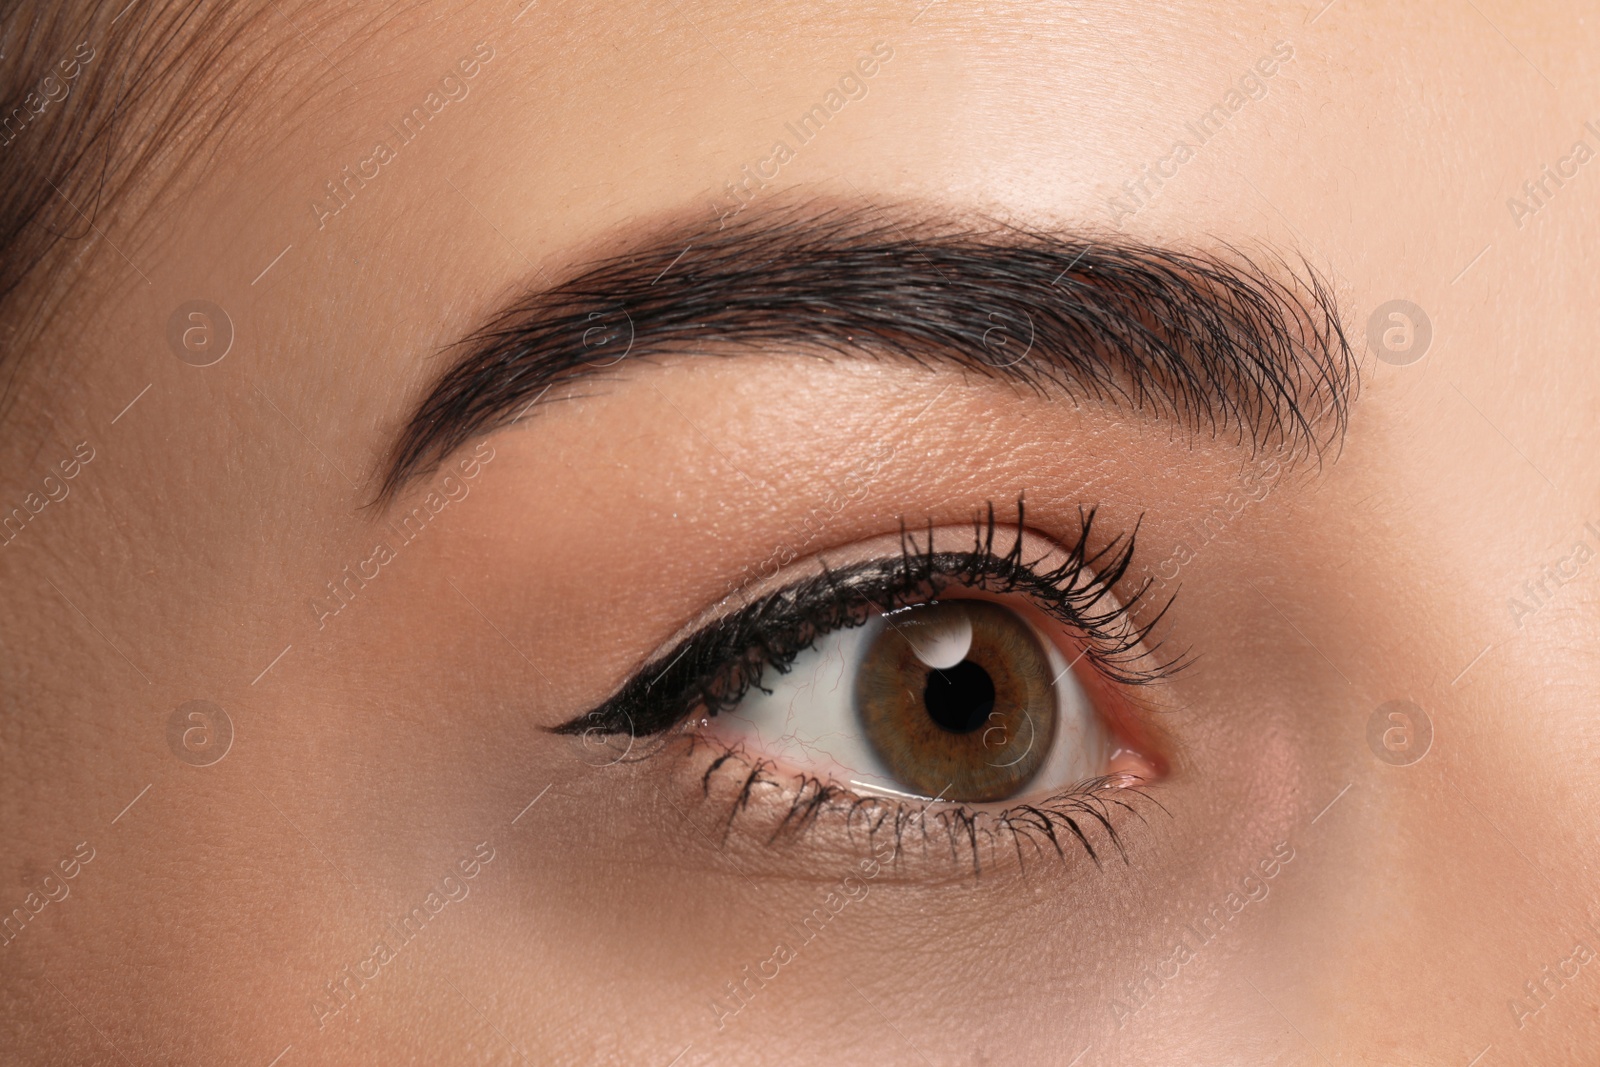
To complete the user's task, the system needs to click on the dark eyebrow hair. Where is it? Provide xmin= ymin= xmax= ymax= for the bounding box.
xmin=375 ymin=203 xmax=1355 ymax=503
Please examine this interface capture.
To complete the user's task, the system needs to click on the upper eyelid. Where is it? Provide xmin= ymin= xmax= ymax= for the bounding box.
xmin=551 ymin=504 xmax=1180 ymax=741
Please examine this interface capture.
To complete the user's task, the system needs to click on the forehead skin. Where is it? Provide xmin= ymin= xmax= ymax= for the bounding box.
xmin=2 ymin=1 xmax=1598 ymax=1064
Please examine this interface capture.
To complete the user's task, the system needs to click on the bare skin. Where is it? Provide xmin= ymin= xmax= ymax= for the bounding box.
xmin=2 ymin=2 xmax=1597 ymax=1064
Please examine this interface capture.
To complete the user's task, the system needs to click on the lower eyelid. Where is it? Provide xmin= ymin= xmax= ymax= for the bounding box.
xmin=648 ymin=730 xmax=1162 ymax=882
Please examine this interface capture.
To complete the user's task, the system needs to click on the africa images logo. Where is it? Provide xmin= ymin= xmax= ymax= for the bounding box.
xmin=708 ymin=41 xmax=895 ymax=228
xmin=1103 ymin=41 xmax=1295 ymax=228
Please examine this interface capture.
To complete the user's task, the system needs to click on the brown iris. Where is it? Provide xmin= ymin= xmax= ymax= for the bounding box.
xmin=854 ymin=599 xmax=1055 ymax=802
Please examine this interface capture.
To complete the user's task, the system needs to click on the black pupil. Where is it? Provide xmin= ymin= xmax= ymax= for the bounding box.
xmin=922 ymin=659 xmax=996 ymax=734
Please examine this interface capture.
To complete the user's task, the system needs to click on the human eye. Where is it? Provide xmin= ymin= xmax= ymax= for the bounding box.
xmin=557 ymin=500 xmax=1174 ymax=875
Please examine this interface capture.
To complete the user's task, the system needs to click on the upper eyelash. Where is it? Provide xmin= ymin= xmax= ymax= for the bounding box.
xmin=552 ymin=496 xmax=1182 ymax=742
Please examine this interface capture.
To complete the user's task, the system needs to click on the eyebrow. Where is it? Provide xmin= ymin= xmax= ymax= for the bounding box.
xmin=375 ymin=203 xmax=1355 ymax=503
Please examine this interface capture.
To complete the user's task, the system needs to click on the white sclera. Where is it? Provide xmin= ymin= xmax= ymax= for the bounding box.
xmin=707 ymin=604 xmax=1110 ymax=804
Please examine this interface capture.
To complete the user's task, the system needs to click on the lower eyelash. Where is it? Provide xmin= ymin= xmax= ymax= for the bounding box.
xmin=683 ymin=733 xmax=1164 ymax=879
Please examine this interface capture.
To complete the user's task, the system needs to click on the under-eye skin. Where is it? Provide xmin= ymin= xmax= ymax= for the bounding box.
xmin=555 ymin=500 xmax=1180 ymax=873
